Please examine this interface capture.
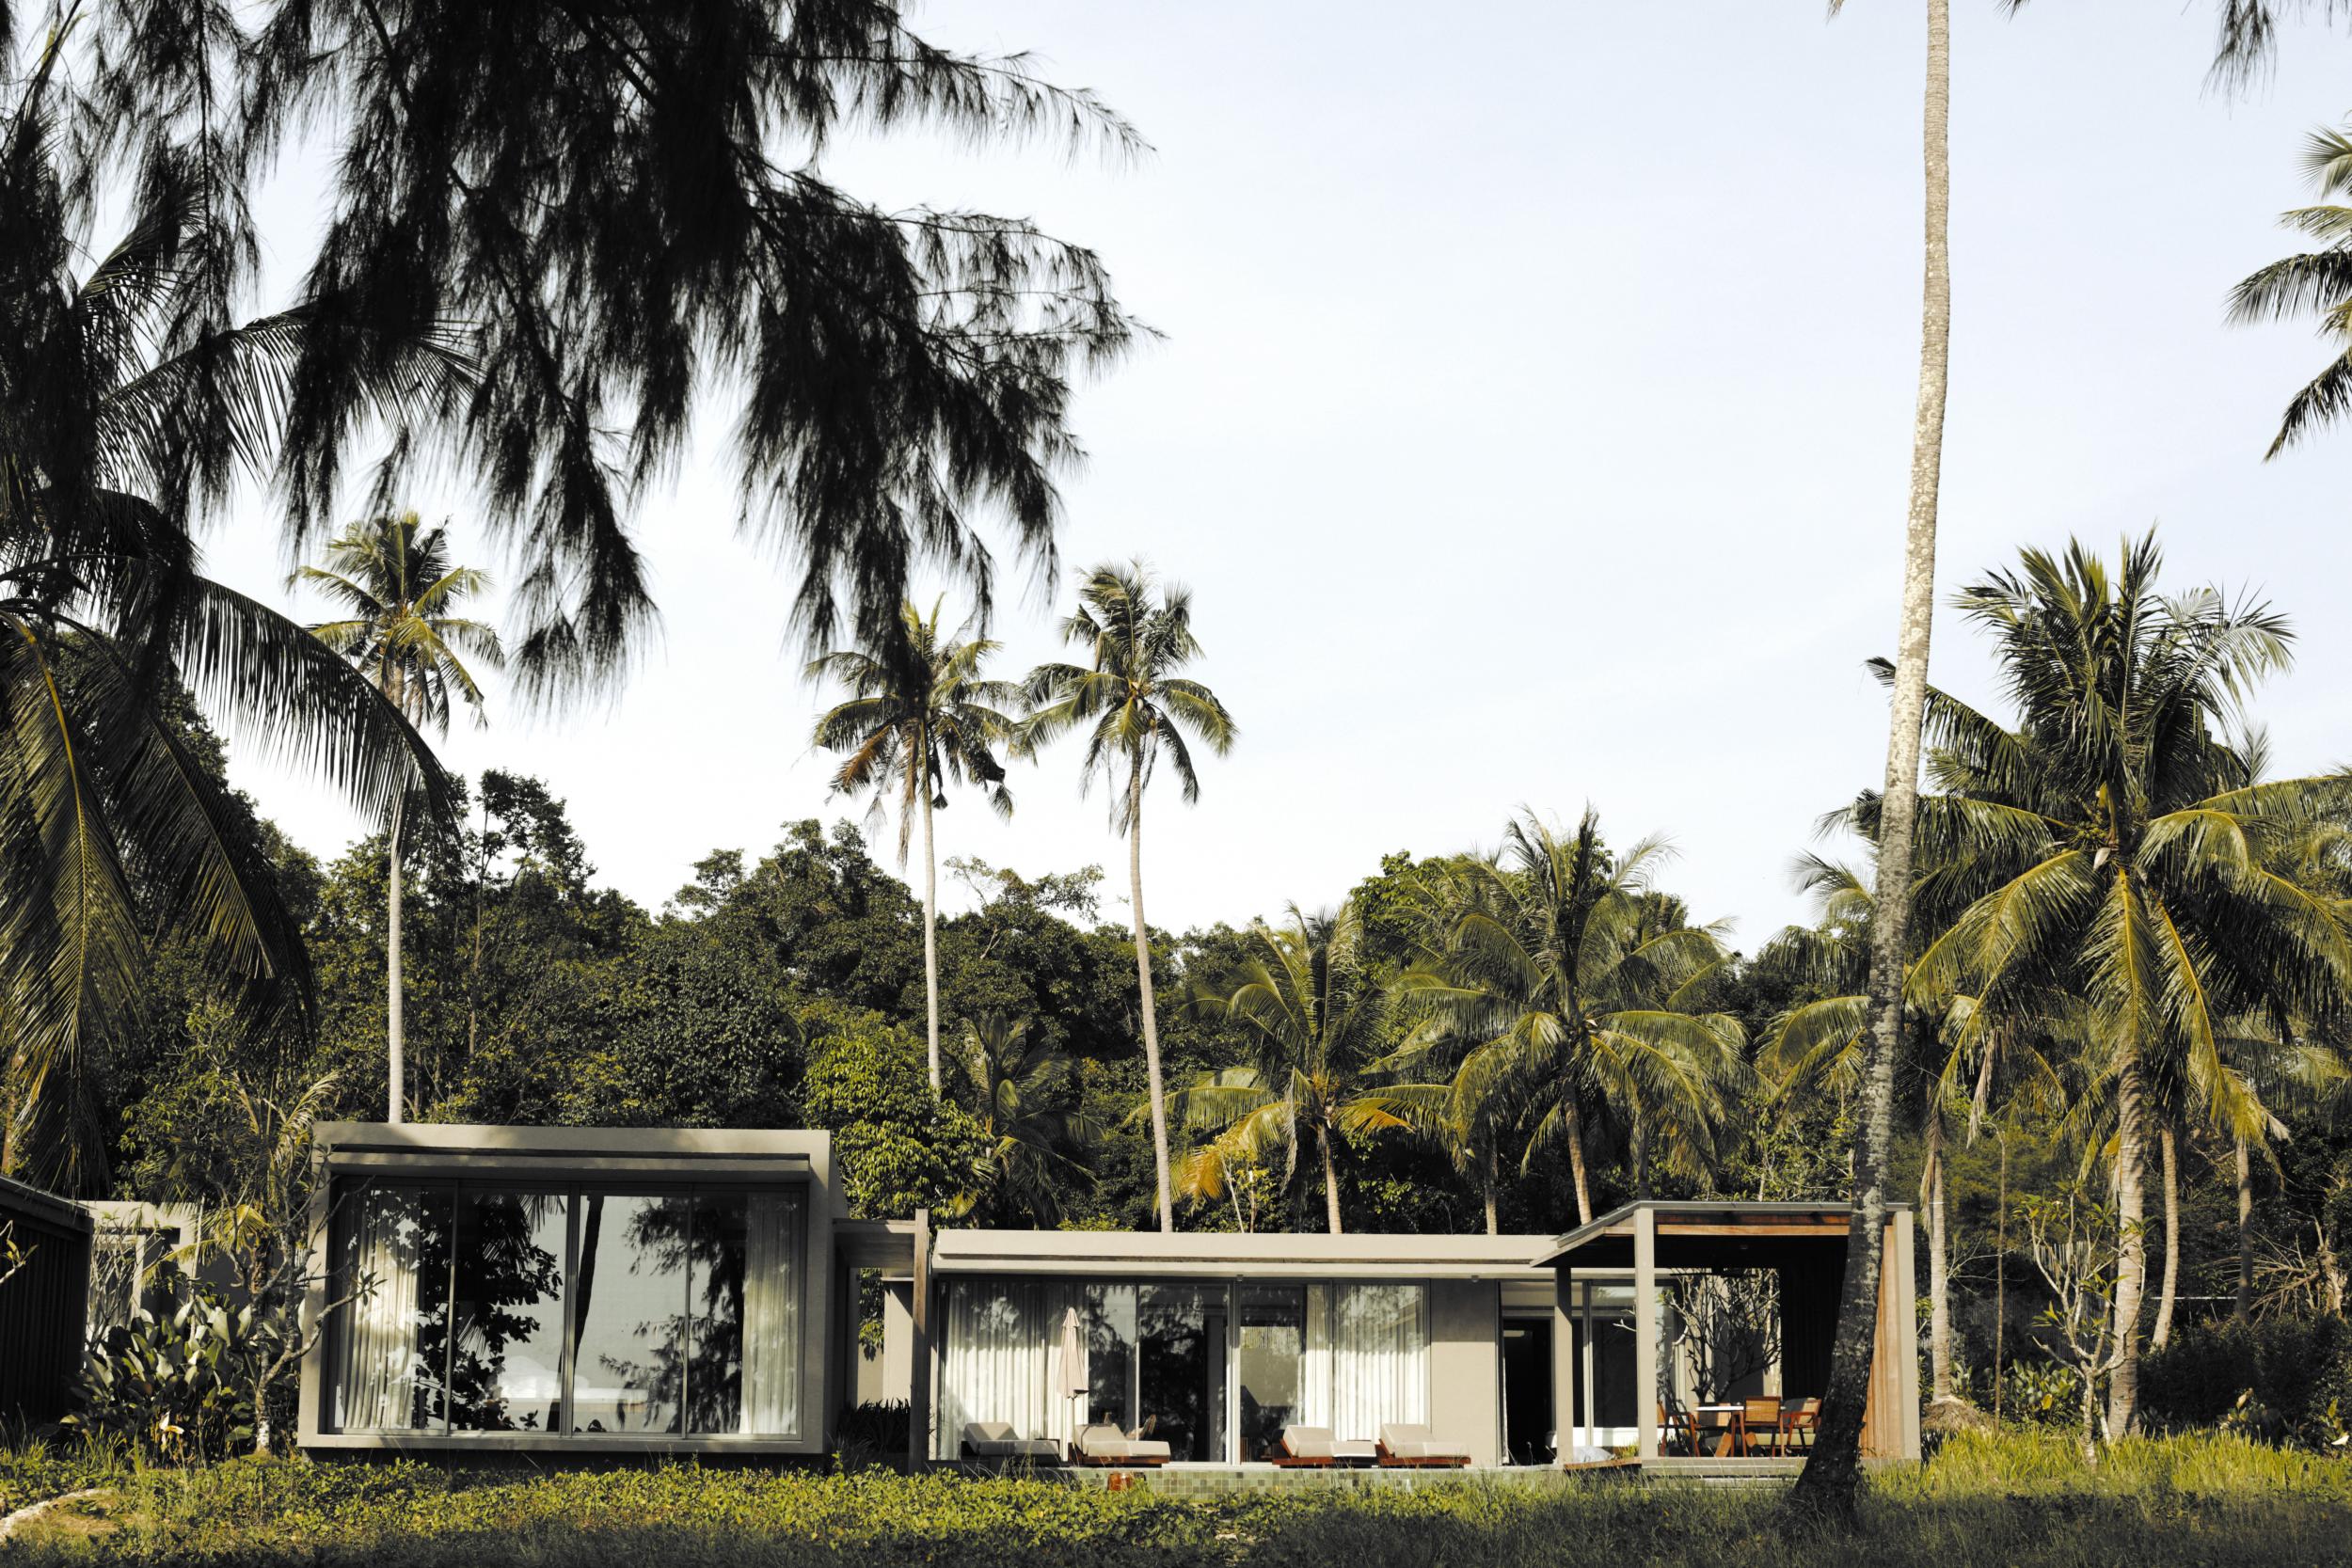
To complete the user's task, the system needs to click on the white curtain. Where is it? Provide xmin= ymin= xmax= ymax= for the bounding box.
xmin=739 ymin=1190 xmax=803 ymax=1435
xmin=936 ymin=1278 xmax=1085 ymax=1458
xmin=1329 ymin=1283 xmax=1426 ymax=1442
xmin=336 ymin=1186 xmax=425 ymax=1432
xmin=1297 ymin=1283 xmax=1332 ymax=1429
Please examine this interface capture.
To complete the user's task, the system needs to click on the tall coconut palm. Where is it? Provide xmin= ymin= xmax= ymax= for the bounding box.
xmin=0 ymin=62 xmax=463 ymax=1184
xmin=294 ymin=514 xmax=504 ymax=1124
xmin=2227 ymin=121 xmax=2352 ymax=457
xmin=1420 ymin=811 xmax=1745 ymax=1227
xmin=810 ymin=598 xmax=1018 ymax=1091
xmin=1763 ymin=854 xmax=2063 ymax=1409
xmin=1169 ymin=904 xmax=1443 ymax=1235
xmin=1804 ymin=0 xmax=1959 ymax=1512
xmin=1852 ymin=536 xmax=2352 ymax=1436
xmin=1023 ymin=562 xmax=1236 ymax=1232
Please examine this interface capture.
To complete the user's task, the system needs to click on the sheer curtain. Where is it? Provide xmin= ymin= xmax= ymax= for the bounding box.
xmin=1329 ymin=1283 xmax=1427 ymax=1442
xmin=1297 ymin=1283 xmax=1332 ymax=1429
xmin=936 ymin=1279 xmax=1086 ymax=1458
xmin=336 ymin=1185 xmax=424 ymax=1432
xmin=739 ymin=1190 xmax=804 ymax=1435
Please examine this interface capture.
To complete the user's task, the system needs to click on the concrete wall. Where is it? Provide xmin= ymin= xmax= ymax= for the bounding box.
xmin=1427 ymin=1280 xmax=1502 ymax=1468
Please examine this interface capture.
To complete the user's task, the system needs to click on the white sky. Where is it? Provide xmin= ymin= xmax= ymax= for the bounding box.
xmin=202 ymin=1 xmax=2352 ymax=948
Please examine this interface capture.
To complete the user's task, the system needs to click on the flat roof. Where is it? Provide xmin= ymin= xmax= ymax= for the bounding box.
xmin=311 ymin=1121 xmax=823 ymax=1180
xmin=932 ymin=1228 xmax=1559 ymax=1279
xmin=1536 ymin=1200 xmax=1913 ymax=1270
xmin=835 ymin=1217 xmax=920 ymax=1273
xmin=0 ymin=1170 xmax=92 ymax=1235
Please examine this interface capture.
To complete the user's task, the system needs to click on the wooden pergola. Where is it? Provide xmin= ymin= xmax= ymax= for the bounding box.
xmin=1536 ymin=1201 xmax=1920 ymax=1466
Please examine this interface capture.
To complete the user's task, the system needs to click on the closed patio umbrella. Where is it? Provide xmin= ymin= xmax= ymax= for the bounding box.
xmin=1052 ymin=1306 xmax=1088 ymax=1455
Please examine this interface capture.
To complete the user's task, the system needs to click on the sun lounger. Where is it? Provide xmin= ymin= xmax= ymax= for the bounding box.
xmin=1073 ymin=1422 xmax=1171 ymax=1465
xmin=1275 ymin=1425 xmax=1379 ymax=1467
xmin=961 ymin=1421 xmax=1062 ymax=1463
xmin=1376 ymin=1422 xmax=1470 ymax=1467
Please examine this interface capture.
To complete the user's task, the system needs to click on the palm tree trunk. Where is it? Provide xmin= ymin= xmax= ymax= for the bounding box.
xmin=2151 ymin=1124 xmax=2180 ymax=1353
xmin=387 ymin=795 xmax=405 ymax=1126
xmin=1994 ymin=1130 xmax=2009 ymax=1421
xmin=2107 ymin=1050 xmax=2150 ymax=1436
xmin=921 ymin=767 xmax=942 ymax=1095
xmin=1320 ymin=1127 xmax=1343 ymax=1237
xmin=2235 ymin=1133 xmax=2254 ymax=1323
xmin=1794 ymin=0 xmax=1951 ymax=1515
xmin=1129 ymin=760 xmax=1174 ymax=1233
xmin=1483 ymin=1143 xmax=1500 ymax=1237
xmin=1926 ymin=1116 xmax=1952 ymax=1402
xmin=1565 ymin=1103 xmax=1595 ymax=1227
xmin=1630 ymin=1112 xmax=1653 ymax=1201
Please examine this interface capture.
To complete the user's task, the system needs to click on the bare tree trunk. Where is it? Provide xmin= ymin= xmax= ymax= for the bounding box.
xmin=388 ymin=795 xmax=405 ymax=1126
xmin=2151 ymin=1125 xmax=2180 ymax=1352
xmin=1926 ymin=1116 xmax=1953 ymax=1402
xmin=1565 ymin=1101 xmax=1595 ymax=1226
xmin=2106 ymin=1052 xmax=2149 ymax=1435
xmin=1994 ymin=1131 xmax=2008 ymax=1421
xmin=1320 ymin=1128 xmax=1343 ymax=1236
xmin=1794 ymin=0 xmax=1950 ymax=1516
xmin=1129 ymin=760 xmax=1174 ymax=1233
xmin=2234 ymin=1134 xmax=2254 ymax=1323
xmin=921 ymin=765 xmax=942 ymax=1095
xmin=1483 ymin=1144 xmax=1500 ymax=1237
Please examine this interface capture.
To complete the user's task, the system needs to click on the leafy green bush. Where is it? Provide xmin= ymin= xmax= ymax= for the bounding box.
xmin=66 ymin=1276 xmax=285 ymax=1463
xmin=2142 ymin=1316 xmax=2352 ymax=1449
xmin=832 ymin=1401 xmax=909 ymax=1469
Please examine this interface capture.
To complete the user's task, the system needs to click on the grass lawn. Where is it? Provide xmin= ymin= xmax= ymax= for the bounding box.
xmin=1 ymin=1433 xmax=2346 ymax=1566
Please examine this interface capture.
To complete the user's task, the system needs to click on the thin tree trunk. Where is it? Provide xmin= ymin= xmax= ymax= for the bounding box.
xmin=2106 ymin=1051 xmax=2150 ymax=1435
xmin=1483 ymin=1143 xmax=1500 ymax=1237
xmin=1994 ymin=1131 xmax=2008 ymax=1422
xmin=387 ymin=795 xmax=405 ymax=1126
xmin=1794 ymin=0 xmax=1950 ymax=1516
xmin=2234 ymin=1133 xmax=2254 ymax=1323
xmin=1320 ymin=1128 xmax=1343 ymax=1236
xmin=2151 ymin=1125 xmax=2180 ymax=1353
xmin=921 ymin=767 xmax=942 ymax=1095
xmin=469 ymin=786 xmax=484 ymax=1067
xmin=1630 ymin=1112 xmax=1653 ymax=1201
xmin=1129 ymin=760 xmax=1174 ymax=1233
xmin=1926 ymin=1116 xmax=1953 ymax=1402
xmin=1565 ymin=1101 xmax=1595 ymax=1226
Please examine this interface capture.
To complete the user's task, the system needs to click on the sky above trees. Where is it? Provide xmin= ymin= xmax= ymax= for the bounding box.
xmin=206 ymin=0 xmax=2352 ymax=944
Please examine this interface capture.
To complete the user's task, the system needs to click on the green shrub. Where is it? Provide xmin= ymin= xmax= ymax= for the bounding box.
xmin=66 ymin=1275 xmax=281 ymax=1464
xmin=2142 ymin=1316 xmax=2352 ymax=1448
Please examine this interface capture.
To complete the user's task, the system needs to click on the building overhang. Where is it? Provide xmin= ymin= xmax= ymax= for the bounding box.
xmin=930 ymin=1228 xmax=1559 ymax=1280
xmin=1535 ymin=1200 xmax=1913 ymax=1271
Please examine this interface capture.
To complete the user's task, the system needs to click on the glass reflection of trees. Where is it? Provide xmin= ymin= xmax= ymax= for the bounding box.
xmin=334 ymin=1180 xmax=797 ymax=1438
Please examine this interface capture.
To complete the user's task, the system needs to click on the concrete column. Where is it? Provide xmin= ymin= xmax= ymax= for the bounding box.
xmin=907 ymin=1209 xmax=930 ymax=1468
xmin=1634 ymin=1207 xmax=1658 ymax=1459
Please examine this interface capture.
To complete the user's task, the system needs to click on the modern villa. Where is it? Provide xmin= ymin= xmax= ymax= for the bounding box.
xmin=294 ymin=1122 xmax=1920 ymax=1472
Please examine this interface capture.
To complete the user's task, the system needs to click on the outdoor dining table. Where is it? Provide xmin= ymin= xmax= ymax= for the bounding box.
xmin=1692 ymin=1405 xmax=1748 ymax=1458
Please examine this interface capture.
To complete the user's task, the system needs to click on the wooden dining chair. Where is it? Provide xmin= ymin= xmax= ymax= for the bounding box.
xmin=1740 ymin=1397 xmax=1783 ymax=1457
xmin=1779 ymin=1397 xmax=1821 ymax=1453
xmin=1656 ymin=1401 xmax=1698 ymax=1457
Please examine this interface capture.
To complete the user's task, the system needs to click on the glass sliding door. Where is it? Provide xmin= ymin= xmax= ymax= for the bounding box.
xmin=333 ymin=1183 xmax=453 ymax=1433
xmin=1135 ymin=1285 xmax=1227 ymax=1462
xmin=1236 ymin=1285 xmax=1307 ymax=1462
xmin=568 ymin=1194 xmax=691 ymax=1434
xmin=448 ymin=1190 xmax=569 ymax=1432
xmin=1329 ymin=1283 xmax=1427 ymax=1445
xmin=689 ymin=1190 xmax=805 ymax=1435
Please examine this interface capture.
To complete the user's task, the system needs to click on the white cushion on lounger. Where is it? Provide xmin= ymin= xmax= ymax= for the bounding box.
xmin=1076 ymin=1423 xmax=1171 ymax=1461
xmin=1281 ymin=1425 xmax=1334 ymax=1460
xmin=964 ymin=1421 xmax=1058 ymax=1459
xmin=1380 ymin=1423 xmax=1469 ymax=1461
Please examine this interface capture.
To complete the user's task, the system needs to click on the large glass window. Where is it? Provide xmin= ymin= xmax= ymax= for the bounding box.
xmin=449 ymin=1191 xmax=569 ymax=1432
xmin=334 ymin=1184 xmax=452 ymax=1433
xmin=1236 ymin=1286 xmax=1305 ymax=1462
xmin=329 ymin=1180 xmax=803 ymax=1440
xmin=570 ymin=1194 xmax=690 ymax=1434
